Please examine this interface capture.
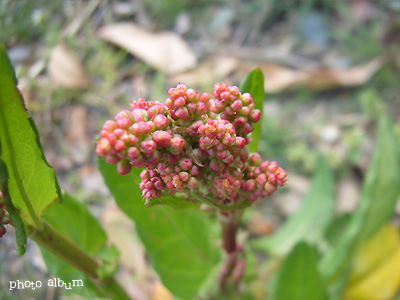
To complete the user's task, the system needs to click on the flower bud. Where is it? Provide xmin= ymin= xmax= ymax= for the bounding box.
xmin=241 ymin=93 xmax=253 ymax=105
xmin=169 ymin=135 xmax=186 ymax=155
xmin=187 ymin=177 xmax=198 ymax=189
xmin=103 ymin=120 xmax=118 ymax=132
xmin=179 ymin=171 xmax=189 ymax=182
xmin=249 ymin=109 xmax=261 ymax=123
xmin=190 ymin=166 xmax=199 ymax=176
xmin=245 ymin=179 xmax=256 ymax=192
xmin=249 ymin=153 xmax=262 ymax=166
xmin=256 ymin=174 xmax=267 ymax=185
xmin=235 ymin=137 xmax=246 ymax=148
xmin=106 ymin=153 xmax=119 ymax=164
xmin=96 ymin=139 xmax=111 ymax=156
xmin=175 ymin=107 xmax=189 ymax=119
xmin=174 ymin=97 xmax=186 ymax=109
xmin=268 ymin=161 xmax=279 ymax=173
xmin=165 ymin=98 xmax=174 ymax=108
xmin=185 ymin=88 xmax=196 ymax=102
xmin=127 ymin=147 xmax=139 ymax=160
xmin=132 ymin=108 xmax=148 ymax=123
xmin=153 ymin=130 xmax=171 ymax=148
xmin=234 ymin=116 xmax=246 ymax=127
xmin=114 ymin=139 xmax=126 ymax=151
xmin=179 ymin=158 xmax=192 ymax=171
xmin=240 ymin=106 xmax=251 ymax=117
xmin=268 ymin=174 xmax=277 ymax=185
xmin=147 ymin=104 xmax=167 ymax=119
xmin=231 ymin=100 xmax=243 ymax=112
xmin=153 ymin=114 xmax=169 ymax=130
xmin=265 ymin=182 xmax=276 ymax=194
xmin=196 ymin=102 xmax=208 ymax=116
xmin=118 ymin=159 xmax=132 ymax=175
xmin=141 ymin=140 xmax=157 ymax=155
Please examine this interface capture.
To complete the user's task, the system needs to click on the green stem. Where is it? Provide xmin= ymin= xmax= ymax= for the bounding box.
xmin=31 ymin=221 xmax=133 ymax=300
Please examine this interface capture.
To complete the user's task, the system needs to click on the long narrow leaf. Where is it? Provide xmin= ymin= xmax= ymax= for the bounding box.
xmin=319 ymin=116 xmax=400 ymax=284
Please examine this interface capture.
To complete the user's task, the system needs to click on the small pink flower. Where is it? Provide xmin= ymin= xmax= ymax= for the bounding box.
xmin=249 ymin=109 xmax=261 ymax=123
xmin=117 ymin=160 xmax=132 ymax=175
xmin=153 ymin=130 xmax=171 ymax=148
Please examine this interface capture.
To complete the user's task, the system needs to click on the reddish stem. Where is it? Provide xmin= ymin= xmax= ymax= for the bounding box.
xmin=222 ymin=216 xmax=238 ymax=254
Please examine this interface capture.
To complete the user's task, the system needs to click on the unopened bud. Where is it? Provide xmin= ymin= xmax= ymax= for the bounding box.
xmin=118 ymin=160 xmax=132 ymax=175
xmin=153 ymin=130 xmax=171 ymax=148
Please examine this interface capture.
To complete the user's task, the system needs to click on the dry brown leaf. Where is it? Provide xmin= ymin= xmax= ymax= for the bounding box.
xmin=168 ymin=55 xmax=239 ymax=87
xmin=259 ymin=63 xmax=308 ymax=93
xmin=98 ymin=22 xmax=197 ymax=74
xmin=256 ymin=57 xmax=384 ymax=93
xmin=47 ymin=43 xmax=90 ymax=88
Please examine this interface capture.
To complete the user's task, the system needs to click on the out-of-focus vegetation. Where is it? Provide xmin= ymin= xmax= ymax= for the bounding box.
xmin=1 ymin=1 xmax=400 ymax=299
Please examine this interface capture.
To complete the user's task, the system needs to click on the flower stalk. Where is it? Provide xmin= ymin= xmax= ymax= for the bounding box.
xmin=30 ymin=221 xmax=133 ymax=300
xmin=218 ymin=209 xmax=245 ymax=291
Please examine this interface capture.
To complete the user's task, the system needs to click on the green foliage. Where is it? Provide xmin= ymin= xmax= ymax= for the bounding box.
xmin=98 ymin=159 xmax=220 ymax=299
xmin=319 ymin=116 xmax=400 ymax=288
xmin=0 ymin=0 xmax=64 ymax=45
xmin=0 ymin=160 xmax=27 ymax=256
xmin=271 ymin=241 xmax=327 ymax=300
xmin=0 ymin=43 xmax=62 ymax=229
xmin=0 ymin=43 xmax=130 ymax=300
xmin=39 ymin=193 xmax=111 ymax=298
xmin=359 ymin=89 xmax=386 ymax=122
xmin=145 ymin=193 xmax=201 ymax=210
xmin=254 ymin=155 xmax=334 ymax=255
xmin=239 ymin=67 xmax=265 ymax=153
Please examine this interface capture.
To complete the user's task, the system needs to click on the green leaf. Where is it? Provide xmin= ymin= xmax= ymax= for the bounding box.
xmin=319 ymin=116 xmax=400 ymax=283
xmin=146 ymin=193 xmax=201 ymax=210
xmin=0 ymin=159 xmax=27 ymax=256
xmin=271 ymin=241 xmax=327 ymax=300
xmin=39 ymin=193 xmax=111 ymax=298
xmin=0 ymin=43 xmax=62 ymax=229
xmin=98 ymin=158 xmax=220 ymax=299
xmin=324 ymin=213 xmax=352 ymax=246
xmin=357 ymin=117 xmax=400 ymax=241
xmin=253 ymin=155 xmax=334 ymax=255
xmin=239 ymin=68 xmax=265 ymax=153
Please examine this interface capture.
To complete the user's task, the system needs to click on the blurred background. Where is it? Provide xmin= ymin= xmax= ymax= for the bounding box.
xmin=1 ymin=0 xmax=400 ymax=299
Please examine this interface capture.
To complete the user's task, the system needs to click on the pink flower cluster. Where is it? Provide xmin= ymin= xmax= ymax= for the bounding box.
xmin=212 ymin=83 xmax=261 ymax=143
xmin=0 ymin=191 xmax=10 ymax=238
xmin=97 ymin=83 xmax=287 ymax=206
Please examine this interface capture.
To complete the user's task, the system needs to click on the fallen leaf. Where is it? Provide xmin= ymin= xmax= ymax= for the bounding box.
xmin=259 ymin=63 xmax=308 ymax=93
xmin=47 ymin=43 xmax=90 ymax=88
xmin=343 ymin=224 xmax=400 ymax=300
xmin=98 ymin=22 xmax=197 ymax=74
xmin=167 ymin=55 xmax=239 ymax=87
xmin=302 ymin=57 xmax=384 ymax=90
xmin=152 ymin=281 xmax=173 ymax=300
xmin=249 ymin=57 xmax=384 ymax=93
